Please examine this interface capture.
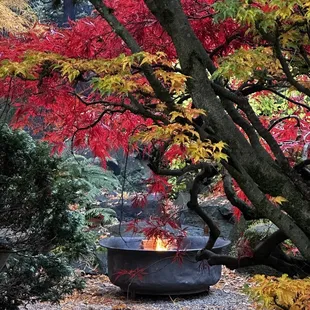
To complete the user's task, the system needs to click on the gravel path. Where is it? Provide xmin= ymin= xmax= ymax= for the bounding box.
xmin=20 ymin=267 xmax=256 ymax=310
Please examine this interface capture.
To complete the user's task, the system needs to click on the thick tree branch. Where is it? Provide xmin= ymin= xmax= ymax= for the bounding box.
xmin=293 ymin=159 xmax=310 ymax=184
xmin=187 ymin=167 xmax=220 ymax=250
xmin=197 ymin=228 xmax=309 ymax=277
xmin=219 ymin=98 xmax=267 ymax=156
xmin=128 ymin=93 xmax=168 ymax=124
xmin=212 ymin=82 xmax=290 ymax=170
xmin=272 ymin=29 xmax=310 ymax=97
xmin=236 ymin=98 xmax=291 ymax=171
xmin=223 ymin=159 xmax=310 ymax=261
xmin=238 ymin=81 xmax=264 ymax=96
xmin=144 ymin=0 xmax=217 ymax=75
xmin=294 ymin=159 xmax=310 ymax=171
xmin=223 ymin=171 xmax=259 ymax=220
xmin=142 ymin=1 xmax=310 ymax=248
xmin=143 ymin=0 xmax=281 ymax=179
xmin=299 ymin=45 xmax=310 ymax=68
xmin=254 ymin=230 xmax=287 ymax=259
xmin=209 ymin=32 xmax=241 ymax=59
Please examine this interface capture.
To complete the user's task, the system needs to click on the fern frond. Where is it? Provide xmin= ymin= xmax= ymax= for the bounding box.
xmin=60 ymin=154 xmax=121 ymax=192
xmin=85 ymin=207 xmax=117 ymax=225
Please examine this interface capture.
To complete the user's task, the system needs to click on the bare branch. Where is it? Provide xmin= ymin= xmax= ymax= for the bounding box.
xmin=128 ymin=93 xmax=168 ymax=124
xmin=268 ymin=115 xmax=300 ymax=131
xmin=211 ymin=82 xmax=290 ymax=170
xmin=264 ymin=88 xmax=310 ymax=112
xmin=149 ymin=162 xmax=212 ymax=176
xmin=72 ymin=92 xmax=119 ymax=106
xmin=144 ymin=0 xmax=217 ymax=75
xmin=209 ymin=32 xmax=241 ymax=59
xmin=223 ymin=159 xmax=310 ymax=262
xmin=237 ymin=97 xmax=291 ymax=172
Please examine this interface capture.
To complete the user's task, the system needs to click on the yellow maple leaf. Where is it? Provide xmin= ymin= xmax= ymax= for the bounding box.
xmin=213 ymin=152 xmax=229 ymax=162
xmin=67 ymin=69 xmax=80 ymax=82
xmin=270 ymin=196 xmax=288 ymax=205
xmin=169 ymin=111 xmax=184 ymax=122
xmin=213 ymin=141 xmax=227 ymax=152
xmin=173 ymin=134 xmax=190 ymax=144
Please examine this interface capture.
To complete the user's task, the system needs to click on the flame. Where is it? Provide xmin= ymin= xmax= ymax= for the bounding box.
xmin=141 ymin=237 xmax=170 ymax=251
xmin=154 ymin=238 xmax=169 ymax=251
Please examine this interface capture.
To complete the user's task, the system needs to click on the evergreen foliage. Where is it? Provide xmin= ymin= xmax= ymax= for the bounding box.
xmin=0 ymin=125 xmax=94 ymax=309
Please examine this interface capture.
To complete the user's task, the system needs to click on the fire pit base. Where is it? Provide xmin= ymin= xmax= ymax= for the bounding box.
xmin=100 ymin=236 xmax=230 ymax=296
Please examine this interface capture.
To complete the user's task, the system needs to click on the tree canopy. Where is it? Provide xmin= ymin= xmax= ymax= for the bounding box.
xmin=0 ymin=0 xmax=310 ymax=277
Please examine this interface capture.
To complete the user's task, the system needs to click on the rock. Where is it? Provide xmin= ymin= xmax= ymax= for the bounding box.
xmin=244 ymin=221 xmax=278 ymax=247
xmin=101 ymin=196 xmax=161 ymax=221
xmin=174 ymin=191 xmax=190 ymax=208
xmin=30 ymin=0 xmax=93 ymax=26
xmin=0 ymin=238 xmax=11 ymax=272
xmin=72 ymin=250 xmax=108 ymax=275
xmin=114 ymin=151 xmax=152 ymax=192
xmin=71 ymin=148 xmax=121 ymax=176
xmin=218 ymin=204 xmax=234 ymax=221
xmin=95 ymin=250 xmax=108 ymax=275
xmin=179 ymin=201 xmax=235 ymax=240
xmin=106 ymin=158 xmax=121 ymax=175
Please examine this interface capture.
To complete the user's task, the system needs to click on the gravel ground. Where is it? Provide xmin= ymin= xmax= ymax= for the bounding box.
xmin=19 ymin=267 xmax=256 ymax=310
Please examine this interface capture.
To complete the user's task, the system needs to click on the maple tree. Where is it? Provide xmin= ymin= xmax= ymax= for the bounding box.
xmin=0 ymin=0 xmax=310 ymax=277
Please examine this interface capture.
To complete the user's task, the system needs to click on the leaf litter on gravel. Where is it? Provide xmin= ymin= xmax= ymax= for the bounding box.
xmin=20 ymin=266 xmax=256 ymax=310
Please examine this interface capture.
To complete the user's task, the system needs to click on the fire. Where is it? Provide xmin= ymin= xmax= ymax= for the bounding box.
xmin=141 ymin=237 xmax=170 ymax=251
xmin=154 ymin=238 xmax=169 ymax=251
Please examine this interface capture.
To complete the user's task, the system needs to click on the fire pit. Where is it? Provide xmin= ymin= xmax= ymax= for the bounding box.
xmin=100 ymin=236 xmax=230 ymax=295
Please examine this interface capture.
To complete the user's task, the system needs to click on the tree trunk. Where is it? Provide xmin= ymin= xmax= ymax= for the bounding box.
xmin=88 ymin=0 xmax=310 ymax=265
xmin=144 ymin=0 xmax=310 ymax=261
xmin=63 ymin=0 xmax=76 ymax=24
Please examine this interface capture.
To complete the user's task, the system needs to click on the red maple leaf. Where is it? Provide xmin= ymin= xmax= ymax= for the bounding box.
xmin=131 ymin=193 xmax=148 ymax=208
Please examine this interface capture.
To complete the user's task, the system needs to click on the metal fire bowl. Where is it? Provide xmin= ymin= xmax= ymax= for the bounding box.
xmin=100 ymin=236 xmax=230 ymax=295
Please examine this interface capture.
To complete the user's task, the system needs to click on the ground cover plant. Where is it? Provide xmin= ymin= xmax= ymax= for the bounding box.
xmin=0 ymin=0 xmax=36 ymax=34
xmin=0 ymin=0 xmax=310 ymax=285
xmin=247 ymin=274 xmax=310 ymax=309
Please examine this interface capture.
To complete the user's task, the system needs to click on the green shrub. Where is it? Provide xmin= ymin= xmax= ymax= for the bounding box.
xmin=1 ymin=254 xmax=84 ymax=309
xmin=0 ymin=125 xmax=95 ymax=309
